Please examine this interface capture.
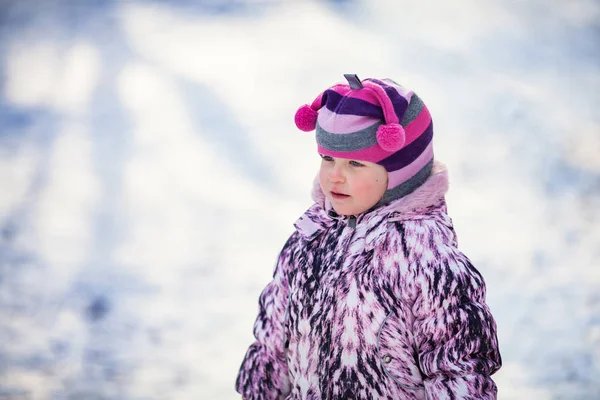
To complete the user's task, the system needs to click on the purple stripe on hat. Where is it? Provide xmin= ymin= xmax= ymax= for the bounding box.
xmin=379 ymin=121 xmax=433 ymax=171
xmin=322 ymin=89 xmax=384 ymax=119
xmin=366 ymin=78 xmax=411 ymax=123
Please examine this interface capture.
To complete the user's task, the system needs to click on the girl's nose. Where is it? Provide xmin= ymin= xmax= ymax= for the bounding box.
xmin=328 ymin=165 xmax=345 ymax=183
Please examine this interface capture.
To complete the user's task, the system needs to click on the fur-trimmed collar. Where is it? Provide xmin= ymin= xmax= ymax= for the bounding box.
xmin=295 ymin=160 xmax=449 ymax=239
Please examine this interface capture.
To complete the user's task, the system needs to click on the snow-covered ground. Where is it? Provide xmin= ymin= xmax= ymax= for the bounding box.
xmin=0 ymin=0 xmax=599 ymax=398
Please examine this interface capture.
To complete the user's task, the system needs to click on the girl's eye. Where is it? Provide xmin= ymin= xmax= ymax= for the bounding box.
xmin=321 ymin=155 xmax=334 ymax=162
xmin=349 ymin=160 xmax=364 ymax=167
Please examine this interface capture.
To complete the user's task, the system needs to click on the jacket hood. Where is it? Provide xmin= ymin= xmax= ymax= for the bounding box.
xmin=295 ymin=160 xmax=449 ymax=239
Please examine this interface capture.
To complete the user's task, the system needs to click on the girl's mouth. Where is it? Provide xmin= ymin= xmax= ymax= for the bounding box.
xmin=331 ymin=191 xmax=350 ymax=200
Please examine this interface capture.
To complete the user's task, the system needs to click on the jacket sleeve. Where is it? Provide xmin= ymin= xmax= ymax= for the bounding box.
xmin=407 ymin=223 xmax=502 ymax=399
xmin=235 ymin=232 xmax=300 ymax=400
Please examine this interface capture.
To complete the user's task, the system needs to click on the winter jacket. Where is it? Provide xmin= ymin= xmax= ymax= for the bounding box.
xmin=235 ymin=161 xmax=501 ymax=399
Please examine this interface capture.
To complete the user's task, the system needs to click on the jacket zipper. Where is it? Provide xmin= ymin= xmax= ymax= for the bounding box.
xmin=323 ymin=215 xmax=357 ymax=388
xmin=347 ymin=215 xmax=356 ymax=229
xmin=287 ymin=213 xmax=358 ymax=389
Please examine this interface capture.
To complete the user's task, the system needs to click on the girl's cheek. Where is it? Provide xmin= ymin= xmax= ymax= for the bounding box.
xmin=318 ymin=162 xmax=328 ymax=177
xmin=318 ymin=164 xmax=330 ymax=188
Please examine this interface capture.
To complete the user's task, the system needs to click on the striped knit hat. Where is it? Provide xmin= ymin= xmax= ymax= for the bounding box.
xmin=294 ymin=74 xmax=434 ymax=206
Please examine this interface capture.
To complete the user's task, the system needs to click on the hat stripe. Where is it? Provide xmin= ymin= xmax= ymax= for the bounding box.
xmin=404 ymin=104 xmax=432 ymax=146
xmin=317 ymin=106 xmax=380 ymax=134
xmin=401 ymin=95 xmax=424 ymax=126
xmin=378 ymin=121 xmax=433 ymax=171
xmin=378 ymin=158 xmax=434 ymax=206
xmin=316 ymin=121 xmax=382 ymax=152
xmin=323 ymin=90 xmax=383 ymax=118
xmin=386 ymin=142 xmax=434 ymax=188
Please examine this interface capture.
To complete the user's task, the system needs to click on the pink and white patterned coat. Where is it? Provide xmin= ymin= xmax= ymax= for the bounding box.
xmin=236 ymin=162 xmax=502 ymax=399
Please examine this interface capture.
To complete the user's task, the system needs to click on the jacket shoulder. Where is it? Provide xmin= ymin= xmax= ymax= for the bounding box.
xmin=388 ymin=207 xmax=487 ymax=297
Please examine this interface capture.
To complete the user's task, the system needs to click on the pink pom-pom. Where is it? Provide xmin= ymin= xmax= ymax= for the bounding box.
xmin=294 ymin=105 xmax=318 ymax=131
xmin=376 ymin=123 xmax=405 ymax=152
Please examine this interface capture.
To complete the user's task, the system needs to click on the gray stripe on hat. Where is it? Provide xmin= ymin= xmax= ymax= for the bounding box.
xmin=400 ymin=95 xmax=424 ymax=126
xmin=316 ymin=120 xmax=383 ymax=152
xmin=376 ymin=158 xmax=434 ymax=206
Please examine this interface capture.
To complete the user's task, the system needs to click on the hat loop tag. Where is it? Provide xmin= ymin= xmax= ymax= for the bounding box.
xmin=344 ymin=74 xmax=363 ymax=90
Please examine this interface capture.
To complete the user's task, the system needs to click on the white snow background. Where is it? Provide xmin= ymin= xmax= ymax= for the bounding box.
xmin=0 ymin=0 xmax=599 ymax=399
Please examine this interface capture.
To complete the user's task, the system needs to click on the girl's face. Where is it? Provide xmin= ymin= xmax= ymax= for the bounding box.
xmin=318 ymin=155 xmax=388 ymax=216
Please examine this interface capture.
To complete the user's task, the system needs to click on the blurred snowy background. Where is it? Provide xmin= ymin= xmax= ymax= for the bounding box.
xmin=0 ymin=0 xmax=599 ymax=399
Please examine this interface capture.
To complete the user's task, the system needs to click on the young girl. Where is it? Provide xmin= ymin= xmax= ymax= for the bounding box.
xmin=235 ymin=75 xmax=502 ymax=400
